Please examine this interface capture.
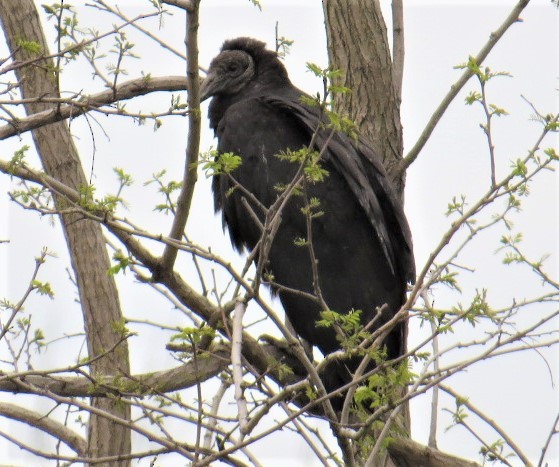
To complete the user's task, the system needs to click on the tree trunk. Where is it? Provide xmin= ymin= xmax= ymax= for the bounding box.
xmin=323 ymin=0 xmax=405 ymax=194
xmin=323 ymin=1 xmax=409 ymax=465
xmin=0 ymin=2 xmax=131 ymax=465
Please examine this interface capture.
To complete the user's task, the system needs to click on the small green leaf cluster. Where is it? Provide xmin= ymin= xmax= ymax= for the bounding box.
xmin=275 ymin=35 xmax=293 ymax=59
xmin=171 ymin=325 xmax=216 ymax=350
xmin=317 ymin=309 xmax=370 ymax=351
xmin=199 ymin=150 xmax=242 ymax=177
xmin=306 ymin=63 xmax=351 ymax=96
xmin=456 ymin=56 xmax=511 ymax=84
xmin=277 ymin=148 xmax=330 ymax=183
xmin=499 ymin=232 xmax=524 ymax=266
xmin=445 ymin=195 xmax=468 ymax=217
xmin=169 ymin=94 xmax=188 ymax=112
xmin=435 ymin=269 xmax=462 ymax=292
xmin=0 ymin=296 xmax=47 ymax=355
xmin=14 ymin=39 xmax=42 ymax=56
xmin=42 ymin=3 xmax=73 ymax=19
xmin=480 ymin=439 xmax=511 ymax=464
xmin=275 ymin=361 xmax=294 ymax=381
xmin=448 ymin=396 xmax=469 ymax=425
xmin=354 ymin=359 xmax=415 ymax=412
xmin=305 ymin=63 xmax=355 ymax=138
xmin=304 ymin=383 xmax=317 ymax=401
xmin=499 ymin=231 xmax=550 ymax=271
xmin=458 ymin=56 xmax=510 ymax=153
xmin=8 ymin=146 xmax=30 ymax=173
xmin=300 ymin=197 xmax=324 ymax=219
xmin=145 ymin=169 xmax=182 ymax=214
xmin=108 ymin=250 xmax=132 ymax=276
xmin=31 ymin=280 xmax=55 ymax=298
xmin=75 ymin=182 xmax=128 ymax=214
xmin=107 ymin=31 xmax=139 ymax=73
xmin=110 ymin=317 xmax=130 ymax=338
xmin=43 ymin=3 xmax=81 ymax=62
xmin=453 ymin=289 xmax=493 ymax=326
xmin=114 ymin=167 xmax=134 ymax=190
xmin=510 ymin=158 xmax=528 ymax=178
xmin=10 ymin=185 xmax=49 ymax=208
xmin=504 ymin=144 xmax=557 ymax=203
xmin=543 ymin=115 xmax=559 ymax=132
xmin=248 ymin=0 xmax=262 ymax=11
xmin=326 ymin=111 xmax=357 ymax=140
xmin=420 ymin=287 xmax=494 ymax=334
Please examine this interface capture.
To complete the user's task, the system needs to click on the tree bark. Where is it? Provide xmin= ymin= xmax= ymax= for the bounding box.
xmin=387 ymin=438 xmax=481 ymax=467
xmin=0 ymin=2 xmax=131 ymax=465
xmin=322 ymin=1 xmax=408 ymax=465
xmin=323 ymin=0 xmax=405 ymax=194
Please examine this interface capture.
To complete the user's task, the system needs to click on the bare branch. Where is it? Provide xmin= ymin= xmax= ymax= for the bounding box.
xmin=203 ymin=379 xmax=231 ymax=450
xmin=0 ymin=75 xmax=189 ymax=141
xmin=0 ymin=344 xmax=229 ymax=397
xmin=0 ymin=402 xmax=87 ymax=455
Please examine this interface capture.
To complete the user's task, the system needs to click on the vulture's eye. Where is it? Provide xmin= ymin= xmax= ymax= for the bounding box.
xmin=226 ymin=63 xmax=240 ymax=73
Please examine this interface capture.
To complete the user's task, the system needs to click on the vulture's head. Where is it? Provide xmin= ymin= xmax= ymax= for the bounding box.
xmin=200 ymin=37 xmax=289 ymax=101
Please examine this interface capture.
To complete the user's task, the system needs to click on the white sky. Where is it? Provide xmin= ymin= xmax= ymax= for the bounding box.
xmin=0 ymin=1 xmax=558 ymax=466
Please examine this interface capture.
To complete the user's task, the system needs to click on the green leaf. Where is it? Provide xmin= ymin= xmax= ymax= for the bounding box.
xmin=306 ymin=62 xmax=323 ymax=77
xmin=32 ymin=280 xmax=54 ymax=298
xmin=108 ymin=251 xmax=131 ymax=276
xmin=8 ymin=145 xmax=30 ymax=173
xmin=489 ymin=104 xmax=508 ymax=117
xmin=465 ymin=91 xmax=481 ymax=105
xmin=15 ymin=39 xmax=42 ymax=55
xmin=199 ymin=150 xmax=242 ymax=177
xmin=511 ymin=158 xmax=528 ymax=177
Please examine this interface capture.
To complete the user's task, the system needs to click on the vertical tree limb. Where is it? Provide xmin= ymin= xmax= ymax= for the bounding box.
xmin=0 ymin=2 xmax=131 ymax=465
xmin=159 ymin=0 xmax=201 ymax=274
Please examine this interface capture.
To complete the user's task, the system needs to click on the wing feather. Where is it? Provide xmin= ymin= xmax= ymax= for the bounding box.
xmin=260 ymin=95 xmax=415 ymax=283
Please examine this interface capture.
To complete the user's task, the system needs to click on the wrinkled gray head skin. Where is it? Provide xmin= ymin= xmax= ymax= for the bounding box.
xmin=200 ymin=50 xmax=255 ymax=101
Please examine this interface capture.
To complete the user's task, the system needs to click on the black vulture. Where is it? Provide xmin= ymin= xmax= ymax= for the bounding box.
xmin=200 ymin=37 xmax=415 ymax=409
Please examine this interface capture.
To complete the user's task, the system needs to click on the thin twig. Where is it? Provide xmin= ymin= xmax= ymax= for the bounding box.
xmin=232 ymin=300 xmax=249 ymax=437
xmin=421 ymin=290 xmax=440 ymax=449
xmin=441 ymin=385 xmax=533 ymax=466
xmin=203 ymin=378 xmax=231 ymax=450
xmin=538 ymin=410 xmax=559 ymax=467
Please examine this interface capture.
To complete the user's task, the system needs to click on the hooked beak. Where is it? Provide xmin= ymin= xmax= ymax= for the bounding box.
xmin=200 ymin=72 xmax=216 ymax=102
